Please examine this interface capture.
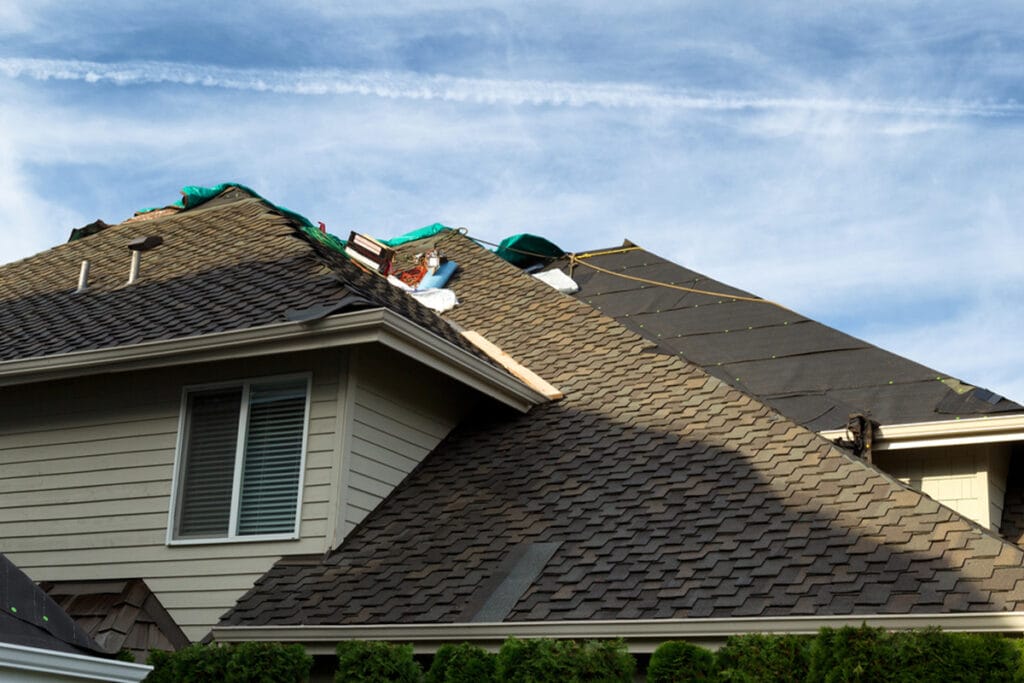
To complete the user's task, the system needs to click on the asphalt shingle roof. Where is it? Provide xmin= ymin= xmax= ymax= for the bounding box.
xmin=0 ymin=189 xmax=479 ymax=363
xmin=222 ymin=232 xmax=1024 ymax=627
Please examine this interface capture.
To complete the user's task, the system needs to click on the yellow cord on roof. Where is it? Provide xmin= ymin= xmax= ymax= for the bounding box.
xmin=574 ymin=246 xmax=643 ymax=259
xmin=464 ymin=231 xmax=791 ymax=311
xmin=567 ymin=255 xmax=792 ymax=310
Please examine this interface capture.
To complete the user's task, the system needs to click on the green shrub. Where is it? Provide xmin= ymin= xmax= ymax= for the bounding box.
xmin=145 ymin=644 xmax=231 ymax=682
xmin=144 ymin=642 xmax=311 ymax=683
xmin=646 ymin=640 xmax=716 ymax=683
xmin=335 ymin=640 xmax=423 ymax=682
xmin=716 ymin=633 xmax=810 ymax=682
xmin=808 ymin=626 xmax=1023 ymax=683
xmin=426 ymin=642 xmax=496 ymax=683
xmin=115 ymin=648 xmax=137 ymax=663
xmin=494 ymin=638 xmax=634 ymax=682
xmin=892 ymin=629 xmax=1022 ymax=683
xmin=808 ymin=626 xmax=896 ymax=683
xmin=496 ymin=638 xmax=578 ymax=682
xmin=226 ymin=641 xmax=313 ymax=682
xmin=575 ymin=639 xmax=635 ymax=682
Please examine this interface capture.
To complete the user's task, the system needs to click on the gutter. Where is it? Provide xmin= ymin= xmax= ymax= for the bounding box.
xmin=211 ymin=612 xmax=1024 ymax=655
xmin=0 ymin=309 xmax=546 ymax=412
xmin=819 ymin=414 xmax=1024 ymax=451
xmin=0 ymin=642 xmax=151 ymax=683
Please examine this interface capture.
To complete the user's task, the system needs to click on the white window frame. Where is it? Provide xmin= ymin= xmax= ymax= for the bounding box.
xmin=166 ymin=372 xmax=312 ymax=546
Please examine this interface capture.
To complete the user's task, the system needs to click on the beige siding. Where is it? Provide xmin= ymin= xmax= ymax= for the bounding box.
xmin=875 ymin=442 xmax=1012 ymax=531
xmin=341 ymin=346 xmax=468 ymax=535
xmin=0 ymin=350 xmax=346 ymax=642
xmin=986 ymin=443 xmax=1011 ymax=531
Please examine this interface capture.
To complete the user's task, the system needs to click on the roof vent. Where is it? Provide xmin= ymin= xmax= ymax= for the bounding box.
xmin=74 ymin=260 xmax=90 ymax=294
xmin=126 ymin=235 xmax=164 ymax=285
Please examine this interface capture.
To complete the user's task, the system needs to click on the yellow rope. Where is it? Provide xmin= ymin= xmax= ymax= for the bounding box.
xmin=568 ymin=254 xmax=793 ymax=311
xmin=574 ymin=246 xmax=642 ymax=259
xmin=462 ymin=230 xmax=791 ymax=311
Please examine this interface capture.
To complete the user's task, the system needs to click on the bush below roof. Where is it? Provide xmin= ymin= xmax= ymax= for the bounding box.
xmin=148 ymin=628 xmax=1024 ymax=682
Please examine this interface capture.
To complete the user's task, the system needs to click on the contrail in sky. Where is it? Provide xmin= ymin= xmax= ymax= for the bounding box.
xmin=2 ymin=57 xmax=1022 ymax=118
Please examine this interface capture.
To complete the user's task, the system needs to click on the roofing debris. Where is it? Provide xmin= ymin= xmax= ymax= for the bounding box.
xmin=533 ymin=267 xmax=579 ymax=294
xmin=67 ymin=219 xmax=111 ymax=242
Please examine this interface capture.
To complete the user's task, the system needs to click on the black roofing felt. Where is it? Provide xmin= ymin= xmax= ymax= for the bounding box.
xmin=0 ymin=554 xmax=107 ymax=657
xmin=559 ymin=246 xmax=1022 ymax=431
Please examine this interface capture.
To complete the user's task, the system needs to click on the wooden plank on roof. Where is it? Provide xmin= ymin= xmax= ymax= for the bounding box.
xmin=460 ymin=330 xmax=563 ymax=400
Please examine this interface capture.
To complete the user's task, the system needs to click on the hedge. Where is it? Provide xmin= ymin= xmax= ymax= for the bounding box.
xmin=145 ymin=642 xmax=312 ymax=682
xmin=495 ymin=638 xmax=634 ymax=682
xmin=716 ymin=633 xmax=811 ymax=682
xmin=335 ymin=641 xmax=422 ymax=682
xmin=647 ymin=640 xmax=716 ymax=682
xmin=807 ymin=626 xmax=1023 ymax=683
xmin=141 ymin=628 xmax=1024 ymax=682
xmin=426 ymin=642 xmax=495 ymax=683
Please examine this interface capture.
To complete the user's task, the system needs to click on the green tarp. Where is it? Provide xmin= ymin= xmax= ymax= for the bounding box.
xmin=493 ymin=233 xmax=565 ymax=267
xmin=135 ymin=185 xmax=564 ymax=268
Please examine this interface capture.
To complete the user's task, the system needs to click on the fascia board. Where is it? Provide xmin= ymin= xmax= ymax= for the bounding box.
xmin=819 ymin=414 xmax=1024 ymax=451
xmin=375 ymin=312 xmax=544 ymax=411
xmin=0 ymin=309 xmax=545 ymax=412
xmin=0 ymin=642 xmax=152 ymax=682
xmin=212 ymin=612 xmax=1024 ymax=655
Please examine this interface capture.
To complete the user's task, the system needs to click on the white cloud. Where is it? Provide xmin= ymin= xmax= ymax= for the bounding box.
xmin=3 ymin=57 xmax=1023 ymax=119
xmin=0 ymin=138 xmax=83 ymax=265
xmin=0 ymin=39 xmax=1021 ymax=403
xmin=868 ymin=296 xmax=1024 ymax=404
xmin=0 ymin=2 xmax=40 ymax=35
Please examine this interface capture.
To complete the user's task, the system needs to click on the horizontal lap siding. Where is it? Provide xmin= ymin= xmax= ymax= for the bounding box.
xmin=0 ymin=351 xmax=344 ymax=642
xmin=344 ymin=347 xmax=467 ymax=530
xmin=875 ymin=443 xmax=1008 ymax=531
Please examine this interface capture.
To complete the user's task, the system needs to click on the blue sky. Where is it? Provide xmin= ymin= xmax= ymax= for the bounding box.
xmin=2 ymin=2 xmax=1022 ymax=402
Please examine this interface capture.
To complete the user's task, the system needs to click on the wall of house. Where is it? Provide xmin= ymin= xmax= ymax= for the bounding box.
xmin=874 ymin=442 xmax=1013 ymax=531
xmin=0 ymin=345 xmax=471 ymax=642
xmin=337 ymin=345 xmax=469 ymax=542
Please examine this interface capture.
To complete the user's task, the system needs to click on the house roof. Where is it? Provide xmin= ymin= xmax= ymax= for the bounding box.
xmin=220 ymin=230 xmax=1024 ymax=631
xmin=41 ymin=579 xmax=189 ymax=663
xmin=555 ymin=244 xmax=1023 ymax=432
xmin=0 ymin=187 xmax=481 ymax=366
xmin=0 ymin=554 xmax=108 ymax=657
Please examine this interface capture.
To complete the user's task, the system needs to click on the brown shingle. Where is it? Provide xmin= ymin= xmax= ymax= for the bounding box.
xmin=221 ymin=231 xmax=1024 ymax=627
xmin=41 ymin=579 xmax=189 ymax=661
xmin=0 ymin=189 xmax=483 ymax=364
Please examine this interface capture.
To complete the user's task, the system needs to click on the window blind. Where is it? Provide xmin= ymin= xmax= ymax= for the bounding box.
xmin=237 ymin=380 xmax=307 ymax=536
xmin=177 ymin=388 xmax=242 ymax=538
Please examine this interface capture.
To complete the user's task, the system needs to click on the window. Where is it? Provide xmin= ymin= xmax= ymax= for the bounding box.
xmin=169 ymin=375 xmax=310 ymax=543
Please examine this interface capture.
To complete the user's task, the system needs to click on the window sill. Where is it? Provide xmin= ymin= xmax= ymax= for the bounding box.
xmin=167 ymin=533 xmax=300 ymax=546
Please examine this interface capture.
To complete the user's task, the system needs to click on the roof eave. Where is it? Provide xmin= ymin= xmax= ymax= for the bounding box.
xmin=0 ymin=642 xmax=151 ymax=683
xmin=211 ymin=612 xmax=1024 ymax=654
xmin=819 ymin=413 xmax=1024 ymax=450
xmin=0 ymin=308 xmax=545 ymax=412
